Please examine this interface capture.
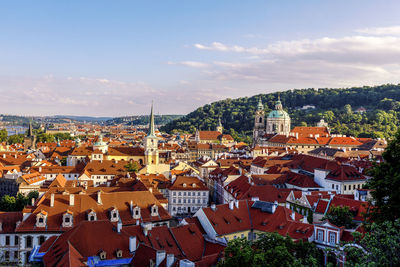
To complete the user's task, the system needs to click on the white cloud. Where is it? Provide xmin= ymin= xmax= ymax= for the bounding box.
xmin=357 ymin=25 xmax=400 ymax=36
xmin=168 ymin=61 xmax=209 ymax=68
xmin=186 ymin=28 xmax=400 ymax=91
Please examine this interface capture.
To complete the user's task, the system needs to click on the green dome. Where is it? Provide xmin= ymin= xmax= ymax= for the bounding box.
xmin=268 ymin=109 xmax=290 ymax=119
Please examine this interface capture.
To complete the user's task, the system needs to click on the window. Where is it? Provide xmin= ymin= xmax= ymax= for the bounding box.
xmin=15 ymin=236 xmax=19 ymax=245
xmin=178 ymin=192 xmax=181 ymax=196
xmin=183 ymin=192 xmax=186 ymax=196
xmin=197 ymin=192 xmax=200 ymax=196
xmin=187 ymin=199 xmax=190 ymax=204
xmin=317 ymin=230 xmax=324 ymax=241
xmin=173 ymin=199 xmax=176 ymax=203
xmin=14 ymin=251 xmax=18 ymax=260
xmin=241 ymin=234 xmax=244 ymax=238
xmin=203 ymin=192 xmax=206 ymax=196
xmin=344 ymin=185 xmax=346 ymax=191
xmin=336 ymin=185 xmax=339 ymax=190
xmin=65 ymin=217 xmax=70 ymax=223
xmin=332 ymin=184 xmax=334 ymax=189
xmin=203 ymin=199 xmax=207 ymax=204
xmin=178 ymin=199 xmax=181 ymax=204
xmin=39 ymin=236 xmax=46 ymax=245
xmin=198 ymin=199 xmax=201 ymax=204
xmin=26 ymin=236 xmax=32 ymax=248
xmin=172 ymin=207 xmax=176 ymax=211
xmin=173 ymin=192 xmax=176 ymax=196
xmin=329 ymin=232 xmax=336 ymax=244
xmin=5 ymin=235 xmax=9 ymax=246
xmin=4 ymin=251 xmax=9 ymax=261
xmin=183 ymin=199 xmax=186 ymax=204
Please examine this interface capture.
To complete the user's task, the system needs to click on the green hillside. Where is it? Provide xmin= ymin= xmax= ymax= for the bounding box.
xmin=161 ymin=84 xmax=400 ymax=141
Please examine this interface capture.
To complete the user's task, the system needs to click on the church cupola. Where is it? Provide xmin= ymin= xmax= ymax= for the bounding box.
xmin=266 ymin=95 xmax=291 ymax=135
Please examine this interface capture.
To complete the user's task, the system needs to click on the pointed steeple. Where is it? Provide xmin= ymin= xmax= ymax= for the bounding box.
xmin=28 ymin=120 xmax=33 ymax=137
xmin=257 ymin=97 xmax=263 ymax=111
xmin=218 ymin=117 xmax=222 ymax=127
xmin=148 ymin=102 xmax=156 ymax=137
xmin=56 ymin=138 xmax=61 ymax=147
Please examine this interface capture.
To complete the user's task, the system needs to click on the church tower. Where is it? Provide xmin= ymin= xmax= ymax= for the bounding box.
xmin=216 ymin=118 xmax=223 ymax=134
xmin=266 ymin=96 xmax=291 ymax=135
xmin=253 ymin=97 xmax=265 ymax=142
xmin=144 ymin=103 xmax=159 ymax=166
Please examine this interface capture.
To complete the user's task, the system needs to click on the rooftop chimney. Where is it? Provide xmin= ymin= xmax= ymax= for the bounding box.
xmin=69 ymin=194 xmax=74 ymax=206
xmin=234 ymin=200 xmax=239 ymax=209
xmin=271 ymin=201 xmax=278 ymax=213
xmin=50 ymin=193 xmax=55 ymax=207
xmin=117 ymin=220 xmax=122 ymax=233
xmin=97 ymin=191 xmax=102 ymax=205
xmin=166 ymin=254 xmax=175 ymax=267
xmin=228 ymin=200 xmax=234 ymax=210
xmin=156 ymin=250 xmax=166 ymax=266
xmin=129 ymin=236 xmax=137 ymax=253
xmin=211 ymin=204 xmax=216 ymax=211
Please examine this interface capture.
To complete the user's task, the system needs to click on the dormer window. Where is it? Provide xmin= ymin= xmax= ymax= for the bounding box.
xmin=62 ymin=211 xmax=73 ymax=227
xmin=132 ymin=206 xmax=141 ymax=219
xmin=150 ymin=204 xmax=158 ymax=217
xmin=110 ymin=208 xmax=119 ymax=222
xmin=36 ymin=210 xmax=47 ymax=228
xmin=192 ymin=183 xmax=196 ymax=188
xmin=99 ymin=250 xmax=106 ymax=260
xmin=116 ymin=249 xmax=123 ymax=258
xmin=88 ymin=210 xmax=97 ymax=221
xmin=183 ymin=183 xmax=187 ymax=187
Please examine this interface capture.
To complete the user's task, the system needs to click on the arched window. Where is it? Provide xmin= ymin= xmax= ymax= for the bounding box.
xmin=39 ymin=236 xmax=46 ymax=245
xmin=280 ymin=124 xmax=284 ymax=132
xmin=258 ymin=117 xmax=262 ymax=123
xmin=26 ymin=236 xmax=32 ymax=248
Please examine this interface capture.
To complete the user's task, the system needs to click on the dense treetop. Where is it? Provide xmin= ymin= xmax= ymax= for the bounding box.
xmin=161 ymin=84 xmax=400 ymax=141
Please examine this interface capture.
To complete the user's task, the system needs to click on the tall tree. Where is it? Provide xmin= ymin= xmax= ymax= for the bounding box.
xmin=367 ymin=128 xmax=400 ymax=223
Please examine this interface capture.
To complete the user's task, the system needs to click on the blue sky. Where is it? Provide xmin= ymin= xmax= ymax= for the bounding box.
xmin=1 ymin=1 xmax=400 ymax=116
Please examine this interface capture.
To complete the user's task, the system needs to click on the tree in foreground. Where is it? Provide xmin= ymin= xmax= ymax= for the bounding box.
xmin=219 ymin=232 xmax=322 ymax=267
xmin=343 ymin=220 xmax=400 ymax=267
xmin=367 ymin=128 xmax=400 ymax=223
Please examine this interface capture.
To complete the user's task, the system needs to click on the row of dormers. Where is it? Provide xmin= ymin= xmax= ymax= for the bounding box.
xmin=35 ymin=204 xmax=159 ymax=228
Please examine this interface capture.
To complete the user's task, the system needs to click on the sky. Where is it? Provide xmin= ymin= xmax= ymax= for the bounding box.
xmin=1 ymin=1 xmax=400 ymax=117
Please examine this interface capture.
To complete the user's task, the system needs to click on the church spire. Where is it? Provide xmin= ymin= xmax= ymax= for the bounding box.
xmin=28 ymin=120 xmax=33 ymax=137
xmin=148 ymin=102 xmax=156 ymax=137
xmin=257 ymin=96 xmax=263 ymax=111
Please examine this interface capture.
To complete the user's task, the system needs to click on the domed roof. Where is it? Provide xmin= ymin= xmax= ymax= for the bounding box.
xmin=267 ymin=99 xmax=290 ymax=119
xmin=268 ymin=109 xmax=290 ymax=119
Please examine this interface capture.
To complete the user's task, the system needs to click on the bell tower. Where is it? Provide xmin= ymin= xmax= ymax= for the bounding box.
xmin=253 ymin=97 xmax=265 ymax=143
xmin=144 ymin=103 xmax=159 ymax=166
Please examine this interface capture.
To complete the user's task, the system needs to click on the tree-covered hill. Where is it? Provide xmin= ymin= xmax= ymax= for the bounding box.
xmin=106 ymin=115 xmax=182 ymax=126
xmin=161 ymin=84 xmax=400 ymax=141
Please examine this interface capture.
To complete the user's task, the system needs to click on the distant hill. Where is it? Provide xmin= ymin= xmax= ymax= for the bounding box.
xmin=54 ymin=115 xmax=112 ymax=122
xmin=161 ymin=84 xmax=400 ymax=141
xmin=106 ymin=115 xmax=183 ymax=126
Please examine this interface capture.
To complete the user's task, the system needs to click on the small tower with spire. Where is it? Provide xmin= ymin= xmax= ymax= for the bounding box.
xmin=216 ymin=118 xmax=223 ymax=134
xmin=24 ymin=119 xmax=37 ymax=151
xmin=144 ymin=102 xmax=159 ymax=166
xmin=253 ymin=96 xmax=265 ymax=143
